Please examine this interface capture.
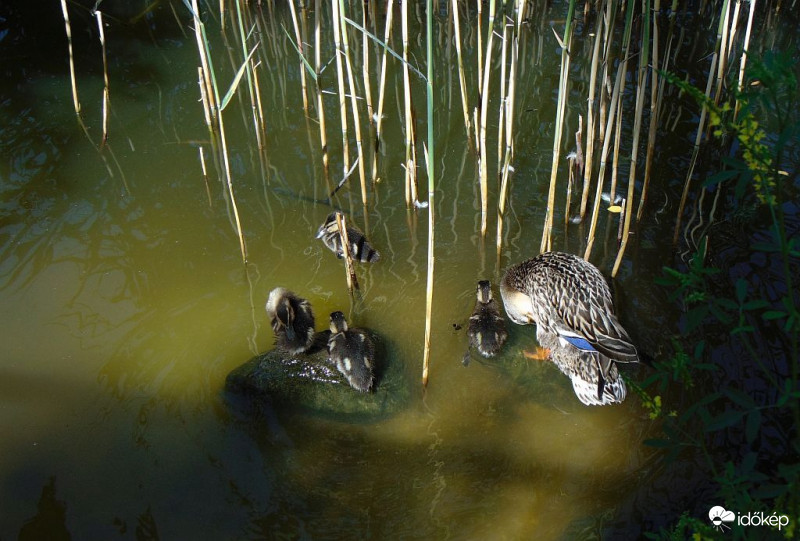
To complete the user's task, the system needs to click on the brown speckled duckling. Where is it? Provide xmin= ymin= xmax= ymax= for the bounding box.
xmin=265 ymin=287 xmax=316 ymax=355
xmin=327 ymin=311 xmax=375 ymax=392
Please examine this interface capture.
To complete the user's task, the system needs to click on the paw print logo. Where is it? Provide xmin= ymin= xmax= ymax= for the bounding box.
xmin=709 ymin=506 xmax=736 ymax=532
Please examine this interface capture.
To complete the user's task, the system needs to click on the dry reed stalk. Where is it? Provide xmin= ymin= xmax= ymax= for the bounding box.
xmin=336 ymin=0 xmax=369 ymax=206
xmin=374 ymin=0 xmax=395 ymax=167
xmin=477 ymin=0 xmax=484 ymax=92
xmin=478 ymin=0 xmax=498 ymax=237
xmin=540 ymin=0 xmax=576 ymax=253
xmin=60 ymin=0 xmax=80 ymax=115
xmin=197 ymin=67 xmax=213 ymax=130
xmin=612 ymin=0 xmax=650 ymax=277
xmin=609 ymin=90 xmax=624 ymax=200
xmin=331 ymin=0 xmax=351 ymax=186
xmin=609 ymin=0 xmax=635 ymax=203
xmin=189 ymin=0 xmax=247 ymax=262
xmin=314 ymin=0 xmax=329 ymax=172
xmin=713 ymin=0 xmax=732 ymax=108
xmin=673 ymin=0 xmax=725 ymax=245
xmin=287 ymin=0 xmax=309 ymax=113
xmin=584 ymin=67 xmax=624 ymax=259
xmin=94 ymin=10 xmax=109 ymax=145
xmin=452 ymin=0 xmax=471 ymax=141
xmin=234 ymin=4 xmax=267 ymax=152
xmin=637 ymin=0 xmax=660 ymax=222
xmin=733 ymin=0 xmax=755 ymax=121
xmin=199 ymin=146 xmax=213 ymax=207
xmin=335 ymin=213 xmax=359 ymax=293
xmin=401 ymin=1 xmax=417 ymax=208
xmin=496 ymin=12 xmax=520 ymax=257
xmin=422 ymin=0 xmax=435 ymax=387
xmin=496 ymin=15 xmax=510 ymax=176
xmin=579 ymin=0 xmax=606 ymax=218
xmin=360 ymin=2 xmax=374 ymax=126
xmin=597 ymin=0 xmax=619 ymax=145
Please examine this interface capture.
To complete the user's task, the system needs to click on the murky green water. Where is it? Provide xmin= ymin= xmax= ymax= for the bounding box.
xmin=3 ymin=1 xmax=788 ymax=538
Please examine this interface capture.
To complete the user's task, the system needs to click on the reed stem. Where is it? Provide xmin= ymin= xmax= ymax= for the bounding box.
xmin=336 ymin=213 xmax=359 ymax=293
xmin=478 ymin=0 xmax=497 ymax=237
xmin=314 ymin=0 xmax=329 ymax=172
xmin=612 ymin=0 xmax=650 ymax=277
xmin=452 ymin=0 xmax=471 ymax=142
xmin=422 ymin=0 xmax=435 ymax=388
xmin=94 ymin=10 xmax=109 ymax=145
xmin=60 ymin=0 xmax=81 ymax=115
xmin=540 ymin=0 xmax=576 ymax=253
xmin=374 ymin=0 xmax=395 ymax=181
xmin=336 ymin=0 xmax=368 ymax=206
xmin=331 ymin=0 xmax=351 ymax=187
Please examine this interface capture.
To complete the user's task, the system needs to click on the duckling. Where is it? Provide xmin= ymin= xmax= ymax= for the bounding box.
xmin=327 ymin=311 xmax=375 ymax=392
xmin=467 ymin=280 xmax=508 ymax=358
xmin=500 ymin=251 xmax=639 ymax=405
xmin=316 ymin=211 xmax=380 ymax=263
xmin=265 ymin=287 xmax=316 ymax=354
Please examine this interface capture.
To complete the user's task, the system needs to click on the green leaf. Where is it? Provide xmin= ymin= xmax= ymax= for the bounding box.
xmin=745 ymin=410 xmax=761 ymax=443
xmin=705 ymin=409 xmax=745 ymax=431
xmin=743 ymin=299 xmax=769 ymax=311
xmin=703 ymin=169 xmax=742 ymax=188
xmin=724 ymin=388 xmax=756 ymax=409
xmin=693 ymin=340 xmax=706 ymax=359
xmin=732 ymin=325 xmax=755 ymax=335
xmin=219 ymin=45 xmax=258 ymax=112
xmin=762 ymin=310 xmax=787 ymax=320
xmin=735 ymin=279 xmax=748 ymax=303
xmin=280 ymin=24 xmax=318 ymax=82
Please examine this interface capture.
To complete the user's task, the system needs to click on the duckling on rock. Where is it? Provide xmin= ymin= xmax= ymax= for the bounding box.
xmin=265 ymin=287 xmax=316 ymax=355
xmin=500 ymin=251 xmax=639 ymax=406
xmin=328 ymin=311 xmax=375 ymax=393
xmin=467 ymin=280 xmax=508 ymax=358
xmin=316 ymin=211 xmax=380 ymax=263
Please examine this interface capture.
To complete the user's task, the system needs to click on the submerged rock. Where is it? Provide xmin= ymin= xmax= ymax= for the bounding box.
xmin=225 ymin=330 xmax=410 ymax=421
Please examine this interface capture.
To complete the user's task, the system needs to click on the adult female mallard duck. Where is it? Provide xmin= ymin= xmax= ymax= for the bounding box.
xmin=467 ymin=280 xmax=508 ymax=358
xmin=499 ymin=251 xmax=639 ymax=406
xmin=328 ymin=311 xmax=375 ymax=392
xmin=265 ymin=287 xmax=316 ymax=355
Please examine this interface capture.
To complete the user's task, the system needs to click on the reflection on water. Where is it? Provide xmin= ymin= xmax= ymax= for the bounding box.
xmin=1 ymin=0 xmax=775 ymax=538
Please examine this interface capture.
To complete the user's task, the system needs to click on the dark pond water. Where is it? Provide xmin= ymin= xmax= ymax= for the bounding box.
xmin=1 ymin=1 xmax=794 ymax=539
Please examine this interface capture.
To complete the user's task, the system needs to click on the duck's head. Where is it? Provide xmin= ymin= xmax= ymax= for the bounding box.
xmin=316 ymin=211 xmax=340 ymax=239
xmin=329 ymin=310 xmax=349 ymax=334
xmin=476 ymin=280 xmax=493 ymax=304
xmin=499 ymin=272 xmax=536 ymax=325
xmin=266 ymin=287 xmax=295 ymax=333
xmin=266 ymin=287 xmax=288 ymax=318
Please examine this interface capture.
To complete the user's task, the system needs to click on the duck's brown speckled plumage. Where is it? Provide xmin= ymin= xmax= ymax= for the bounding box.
xmin=316 ymin=211 xmax=380 ymax=263
xmin=328 ymin=311 xmax=375 ymax=393
xmin=500 ymin=252 xmax=639 ymax=405
xmin=266 ymin=287 xmax=316 ymax=355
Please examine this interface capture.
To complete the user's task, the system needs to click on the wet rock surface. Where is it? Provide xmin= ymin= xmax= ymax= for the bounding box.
xmin=225 ymin=330 xmax=410 ymax=421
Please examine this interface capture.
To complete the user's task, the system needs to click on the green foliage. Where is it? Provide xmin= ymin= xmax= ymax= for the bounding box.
xmin=643 ymin=512 xmax=718 ymax=540
xmin=644 ymin=53 xmax=800 ymax=538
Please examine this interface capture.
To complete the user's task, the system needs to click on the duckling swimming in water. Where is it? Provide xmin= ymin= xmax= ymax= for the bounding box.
xmin=316 ymin=211 xmax=380 ymax=263
xmin=467 ymin=280 xmax=508 ymax=358
xmin=500 ymin=251 xmax=639 ymax=405
xmin=327 ymin=311 xmax=375 ymax=392
xmin=265 ymin=287 xmax=316 ymax=355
